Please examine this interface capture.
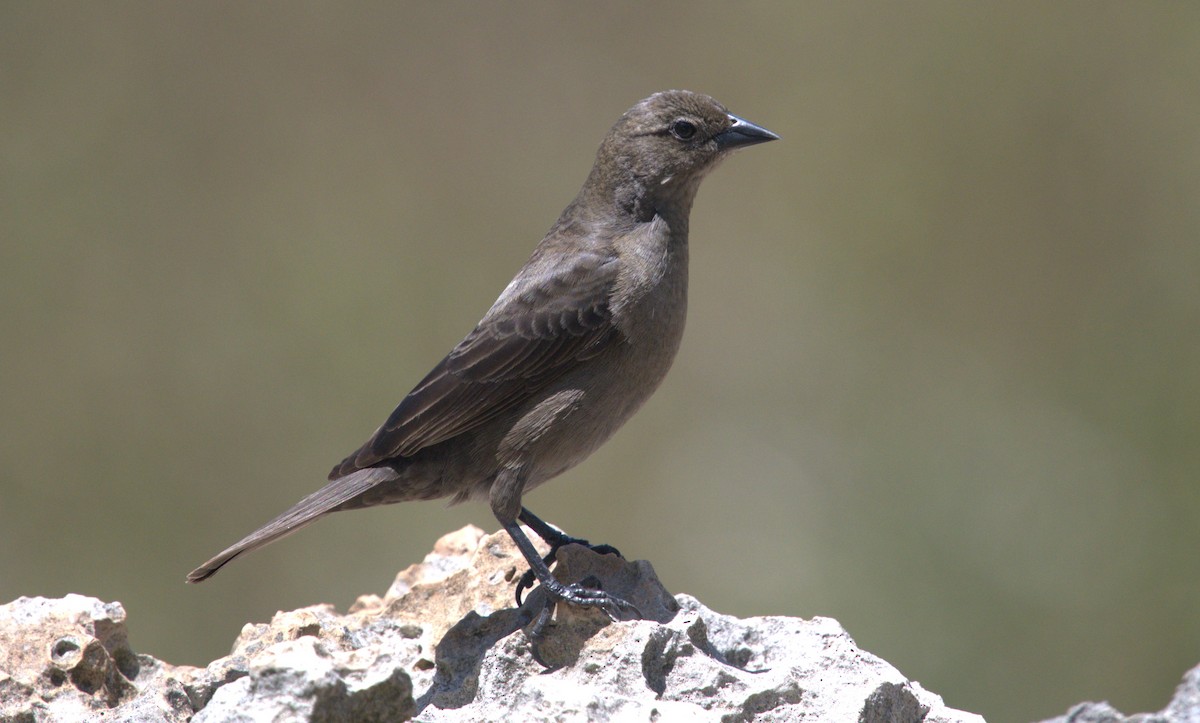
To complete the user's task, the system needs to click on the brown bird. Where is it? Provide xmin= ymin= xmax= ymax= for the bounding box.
xmin=187 ymin=90 xmax=777 ymax=628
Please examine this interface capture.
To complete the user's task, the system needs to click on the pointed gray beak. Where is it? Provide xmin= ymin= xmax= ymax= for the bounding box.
xmin=714 ymin=114 xmax=780 ymax=150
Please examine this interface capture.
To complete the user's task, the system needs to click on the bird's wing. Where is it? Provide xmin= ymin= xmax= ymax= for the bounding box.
xmin=329 ymin=244 xmax=621 ymax=478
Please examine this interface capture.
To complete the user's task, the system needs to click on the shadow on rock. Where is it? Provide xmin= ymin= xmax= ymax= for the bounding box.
xmin=419 ymin=541 xmax=680 ymax=713
xmin=0 ymin=526 xmax=988 ymax=722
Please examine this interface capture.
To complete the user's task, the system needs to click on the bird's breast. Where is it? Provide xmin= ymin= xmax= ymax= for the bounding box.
xmin=610 ymin=218 xmax=689 ymax=349
xmin=573 ymin=222 xmax=691 ymax=425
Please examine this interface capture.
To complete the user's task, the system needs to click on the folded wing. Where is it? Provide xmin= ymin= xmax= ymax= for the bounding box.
xmin=329 ymin=246 xmax=621 ymax=478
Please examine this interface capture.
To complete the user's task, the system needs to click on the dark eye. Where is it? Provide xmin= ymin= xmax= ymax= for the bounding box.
xmin=670 ymin=119 xmax=697 ymax=141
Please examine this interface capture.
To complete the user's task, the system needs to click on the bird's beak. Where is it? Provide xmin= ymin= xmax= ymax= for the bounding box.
xmin=714 ymin=114 xmax=780 ymax=150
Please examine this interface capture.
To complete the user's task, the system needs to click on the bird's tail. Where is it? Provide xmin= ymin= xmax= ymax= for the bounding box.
xmin=186 ymin=466 xmax=396 ymax=583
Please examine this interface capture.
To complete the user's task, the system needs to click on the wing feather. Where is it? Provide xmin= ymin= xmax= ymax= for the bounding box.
xmin=329 ymin=247 xmax=620 ymax=478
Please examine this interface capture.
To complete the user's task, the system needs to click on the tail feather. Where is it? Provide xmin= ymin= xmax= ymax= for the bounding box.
xmin=186 ymin=466 xmax=395 ymax=583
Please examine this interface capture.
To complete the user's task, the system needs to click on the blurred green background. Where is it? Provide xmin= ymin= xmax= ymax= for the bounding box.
xmin=3 ymin=3 xmax=1198 ymax=721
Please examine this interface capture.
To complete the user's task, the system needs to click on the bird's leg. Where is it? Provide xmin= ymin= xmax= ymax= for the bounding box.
xmin=514 ymin=506 xmax=622 ymax=605
xmin=518 ymin=506 xmax=623 ymax=555
xmin=501 ymin=518 xmax=639 ymax=638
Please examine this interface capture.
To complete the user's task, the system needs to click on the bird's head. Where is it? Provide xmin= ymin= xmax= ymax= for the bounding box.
xmin=587 ymin=90 xmax=779 ymax=222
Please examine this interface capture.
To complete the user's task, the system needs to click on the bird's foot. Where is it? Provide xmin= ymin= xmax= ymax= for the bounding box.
xmin=530 ymin=525 xmax=623 ymax=559
xmin=514 ymin=536 xmax=623 ymax=606
xmin=525 ymin=574 xmax=641 ymax=668
xmin=502 ymin=514 xmax=638 ymax=666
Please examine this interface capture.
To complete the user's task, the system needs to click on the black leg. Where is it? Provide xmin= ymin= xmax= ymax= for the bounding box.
xmin=501 ymin=518 xmax=639 ymax=631
xmin=513 ymin=507 xmax=623 ymax=605
xmin=518 ymin=507 xmax=623 ymax=555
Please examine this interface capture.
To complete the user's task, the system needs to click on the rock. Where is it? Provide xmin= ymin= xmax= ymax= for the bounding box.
xmin=0 ymin=594 xmax=192 ymax=722
xmin=1039 ymin=663 xmax=1200 ymax=723
xmin=1 ymin=525 xmax=984 ymax=722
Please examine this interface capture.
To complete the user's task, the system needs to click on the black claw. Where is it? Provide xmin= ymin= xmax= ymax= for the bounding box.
xmin=514 ymin=546 xmax=557 ymax=606
xmin=514 ymin=539 xmax=624 ymax=606
xmin=523 ymin=579 xmax=641 ymax=669
xmin=503 ymin=515 xmax=640 ymax=668
xmin=587 ymin=543 xmax=622 ymax=558
xmin=527 ymin=604 xmax=556 ymax=668
xmin=554 ymin=577 xmax=642 ymax=621
xmin=515 ymin=572 xmax=534 ymax=606
xmin=511 ymin=513 xmax=625 ymax=606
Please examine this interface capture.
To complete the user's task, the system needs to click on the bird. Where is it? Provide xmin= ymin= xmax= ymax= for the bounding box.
xmin=187 ymin=90 xmax=777 ymax=630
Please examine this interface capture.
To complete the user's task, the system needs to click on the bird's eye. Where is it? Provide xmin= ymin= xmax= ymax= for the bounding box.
xmin=670 ymin=119 xmax=697 ymax=141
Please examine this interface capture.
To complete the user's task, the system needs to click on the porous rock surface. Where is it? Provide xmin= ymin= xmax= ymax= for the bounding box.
xmin=1 ymin=526 xmax=984 ymax=722
xmin=1038 ymin=663 xmax=1200 ymax=723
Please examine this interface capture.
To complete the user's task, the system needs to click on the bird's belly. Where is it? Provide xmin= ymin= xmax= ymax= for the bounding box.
xmin=515 ymin=312 xmax=685 ymax=490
